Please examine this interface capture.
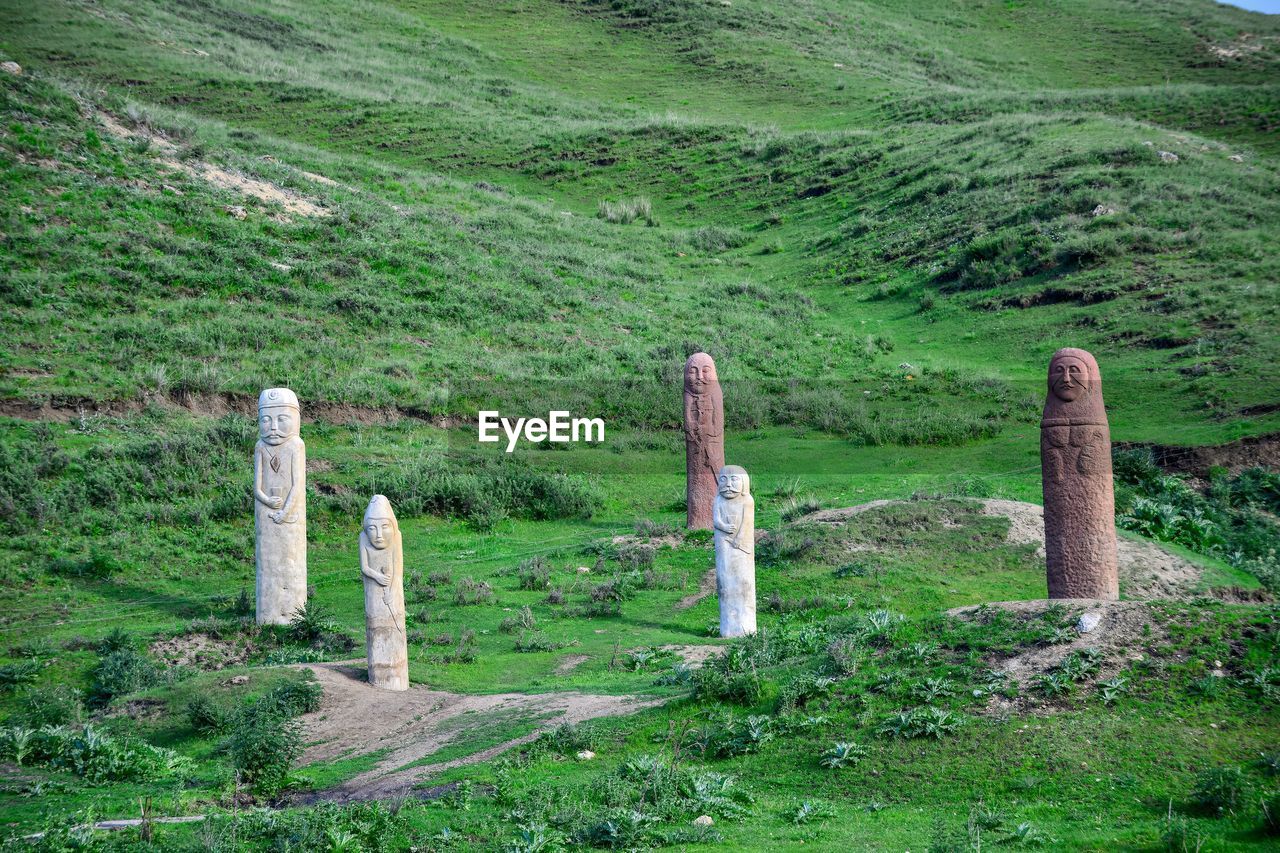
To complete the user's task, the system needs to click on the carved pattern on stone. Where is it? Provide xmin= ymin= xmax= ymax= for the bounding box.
xmin=1040 ymin=349 xmax=1119 ymax=601
xmin=714 ymin=465 xmax=756 ymax=638
xmin=254 ymin=387 xmax=307 ymax=625
xmin=683 ymin=353 xmax=725 ymax=530
xmin=361 ymin=495 xmax=409 ymax=691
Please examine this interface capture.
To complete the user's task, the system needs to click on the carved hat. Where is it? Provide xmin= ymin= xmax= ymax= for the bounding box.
xmin=717 ymin=464 xmax=750 ymax=496
xmin=258 ymin=387 xmax=300 ymax=412
xmin=363 ymin=494 xmax=398 ymax=527
xmin=1041 ymin=347 xmax=1107 ymax=427
xmin=684 ymin=352 xmax=718 ymax=387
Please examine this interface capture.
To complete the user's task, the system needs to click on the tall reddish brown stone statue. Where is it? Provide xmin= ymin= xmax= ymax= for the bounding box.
xmin=684 ymin=353 xmax=725 ymax=530
xmin=1041 ymin=348 xmax=1119 ymax=600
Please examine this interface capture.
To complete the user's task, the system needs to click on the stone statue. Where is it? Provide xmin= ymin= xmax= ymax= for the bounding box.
xmin=360 ymin=495 xmax=408 ymax=691
xmin=254 ymin=387 xmax=307 ymax=625
xmin=1040 ymin=348 xmax=1119 ymax=600
xmin=714 ymin=465 xmax=756 ymax=637
xmin=684 ymin=352 xmax=725 ymax=530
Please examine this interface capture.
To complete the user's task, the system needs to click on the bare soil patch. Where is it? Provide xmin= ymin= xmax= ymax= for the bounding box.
xmin=611 ymin=533 xmax=684 ymax=550
xmin=150 ymin=633 xmax=253 ymax=670
xmin=676 ymin=567 xmax=717 ymax=610
xmin=292 ymin=662 xmax=663 ymax=803
xmin=659 ymin=643 xmax=723 ymax=666
xmin=96 ymin=112 xmax=329 ymax=219
xmin=947 ymin=599 xmax=1167 ymax=716
xmin=1114 ymin=431 xmax=1280 ymax=477
xmin=554 ymin=653 xmax=591 ymax=675
xmin=803 ymin=499 xmax=897 ymax=524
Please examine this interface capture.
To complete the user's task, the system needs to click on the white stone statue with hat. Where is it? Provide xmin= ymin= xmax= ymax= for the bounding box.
xmin=254 ymin=387 xmax=307 ymax=625
xmin=360 ymin=494 xmax=409 ymax=690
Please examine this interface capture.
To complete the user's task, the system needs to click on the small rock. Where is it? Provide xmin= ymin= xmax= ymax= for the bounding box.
xmin=1142 ymin=141 xmax=1154 ymax=146
xmin=576 ymin=750 xmax=595 ymax=761
xmin=1090 ymin=204 xmax=1116 ymax=217
xmin=1213 ymin=660 xmax=1223 ymax=668
xmin=227 ymin=675 xmax=249 ymax=685
xmin=1158 ymin=151 xmax=1179 ymax=163
xmin=225 ymin=205 xmax=248 ymax=220
xmin=833 ymin=62 xmax=844 ymax=69
xmin=693 ymin=815 xmax=714 ymax=827
xmin=576 ymin=566 xmax=592 ymax=574
xmin=1 ymin=61 xmax=21 ymax=76
xmin=1228 ymin=154 xmax=1244 ymax=163
xmin=1076 ymin=612 xmax=1103 ymax=634
xmin=269 ymin=261 xmax=292 ymax=272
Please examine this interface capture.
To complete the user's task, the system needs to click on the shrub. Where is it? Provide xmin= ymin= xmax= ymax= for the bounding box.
xmin=779 ymin=496 xmax=821 ymax=522
xmin=13 ymin=685 xmax=84 ymax=727
xmin=49 ymin=547 xmax=125 ymax=579
xmin=186 ymin=695 xmax=231 ymax=735
xmin=454 ymin=578 xmax=495 ymax=606
xmin=1262 ymin=792 xmax=1280 ymax=836
xmin=499 ymin=605 xmax=537 ymax=634
xmin=226 ymin=703 xmax=302 ymax=796
xmin=0 ymin=723 xmax=191 ymax=782
xmin=0 ymin=660 xmax=42 ymax=692
xmin=590 ymin=575 xmax=638 ymax=603
xmin=514 ymin=631 xmax=569 ymax=653
xmin=1190 ymin=766 xmax=1248 ymax=816
xmin=263 ymin=677 xmax=323 ymax=716
xmin=516 ymin=557 xmax=552 ymax=590
xmin=688 ymin=225 xmax=749 ymax=253
xmin=287 ymin=602 xmax=336 ymax=644
xmin=598 ymin=197 xmax=655 ymax=226
xmin=89 ymin=648 xmax=161 ymax=707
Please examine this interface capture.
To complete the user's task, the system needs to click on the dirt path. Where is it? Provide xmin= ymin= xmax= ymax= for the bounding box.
xmin=676 ymin=567 xmax=717 ymax=610
xmin=803 ymin=498 xmax=1205 ymax=600
xmin=292 ymin=663 xmax=663 ymax=803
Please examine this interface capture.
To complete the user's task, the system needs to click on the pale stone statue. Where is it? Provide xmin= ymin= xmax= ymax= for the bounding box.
xmin=360 ymin=495 xmax=408 ymax=691
xmin=1041 ymin=348 xmax=1119 ymax=600
xmin=254 ymin=387 xmax=307 ymax=624
xmin=684 ymin=353 xmax=725 ymax=530
xmin=714 ymin=465 xmax=756 ymax=637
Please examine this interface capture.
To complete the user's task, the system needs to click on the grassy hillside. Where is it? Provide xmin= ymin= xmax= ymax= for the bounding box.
xmin=1 ymin=0 xmax=1279 ymax=431
xmin=1 ymin=0 xmax=1279 ymax=850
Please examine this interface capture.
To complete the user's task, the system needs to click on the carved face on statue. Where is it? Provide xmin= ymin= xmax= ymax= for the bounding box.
xmin=684 ymin=353 xmax=718 ymax=393
xmin=258 ymin=388 xmax=301 ymax=446
xmin=259 ymin=408 xmax=297 ymax=446
xmin=718 ymin=465 xmax=749 ymax=499
xmin=364 ymin=518 xmax=393 ymax=550
xmin=362 ymin=495 xmax=398 ymax=551
xmin=1050 ymin=355 xmax=1090 ymax=402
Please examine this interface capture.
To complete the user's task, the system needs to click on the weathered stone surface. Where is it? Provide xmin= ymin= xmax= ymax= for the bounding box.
xmin=361 ymin=495 xmax=409 ymax=691
xmin=684 ymin=353 xmax=725 ymax=530
xmin=714 ymin=465 xmax=756 ymax=637
xmin=254 ymin=388 xmax=307 ymax=624
xmin=1076 ymin=612 xmax=1103 ymax=634
xmin=1041 ymin=349 xmax=1119 ymax=600
xmin=693 ymin=815 xmax=714 ymax=827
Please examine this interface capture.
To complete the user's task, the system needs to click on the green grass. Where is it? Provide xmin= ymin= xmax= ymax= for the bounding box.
xmin=1 ymin=0 xmax=1279 ymax=848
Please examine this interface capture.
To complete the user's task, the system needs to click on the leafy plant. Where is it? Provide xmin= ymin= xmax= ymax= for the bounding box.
xmin=1190 ymin=766 xmax=1248 ymax=816
xmin=819 ymin=741 xmax=866 ymax=769
xmin=225 ymin=702 xmax=302 ymax=796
